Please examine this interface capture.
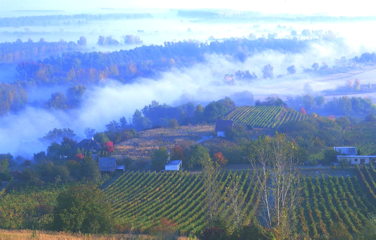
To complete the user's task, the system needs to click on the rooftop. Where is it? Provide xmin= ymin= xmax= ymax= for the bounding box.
xmin=99 ymin=157 xmax=117 ymax=172
xmin=334 ymin=147 xmax=357 ymax=155
xmin=165 ymin=160 xmax=182 ymax=166
xmin=215 ymin=119 xmax=234 ymax=132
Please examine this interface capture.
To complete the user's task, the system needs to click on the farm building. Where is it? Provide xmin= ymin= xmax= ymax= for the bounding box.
xmin=165 ymin=160 xmax=182 ymax=171
xmin=337 ymin=155 xmax=376 ymax=165
xmin=99 ymin=157 xmax=117 ymax=172
xmin=334 ymin=146 xmax=376 ymax=165
xmin=215 ymin=120 xmax=234 ymax=137
xmin=76 ymin=138 xmax=102 ymax=153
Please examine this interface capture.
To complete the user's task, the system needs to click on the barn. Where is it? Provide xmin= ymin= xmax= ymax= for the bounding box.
xmin=337 ymin=155 xmax=376 ymax=165
xmin=99 ymin=157 xmax=117 ymax=172
xmin=165 ymin=160 xmax=182 ymax=171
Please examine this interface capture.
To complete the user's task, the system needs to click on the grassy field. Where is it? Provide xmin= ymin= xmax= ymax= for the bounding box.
xmin=112 ymin=125 xmax=215 ymax=160
xmin=0 ymin=230 xmax=193 ymax=240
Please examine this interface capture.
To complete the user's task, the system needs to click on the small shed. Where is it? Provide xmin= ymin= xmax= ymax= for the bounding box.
xmin=337 ymin=155 xmax=376 ymax=165
xmin=165 ymin=160 xmax=182 ymax=171
xmin=215 ymin=120 xmax=234 ymax=137
xmin=99 ymin=157 xmax=117 ymax=172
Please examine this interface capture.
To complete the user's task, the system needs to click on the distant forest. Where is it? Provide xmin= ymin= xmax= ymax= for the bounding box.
xmin=0 ymin=13 xmax=153 ymax=27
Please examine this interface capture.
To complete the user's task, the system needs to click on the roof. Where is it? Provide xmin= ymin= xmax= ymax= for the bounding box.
xmin=165 ymin=160 xmax=182 ymax=166
xmin=99 ymin=157 xmax=117 ymax=172
xmin=215 ymin=120 xmax=234 ymax=132
xmin=76 ymin=139 xmax=102 ymax=151
xmin=334 ymin=147 xmax=357 ymax=155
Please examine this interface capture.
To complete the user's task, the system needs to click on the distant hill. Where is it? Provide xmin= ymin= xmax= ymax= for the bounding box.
xmin=219 ymin=106 xmax=309 ymax=129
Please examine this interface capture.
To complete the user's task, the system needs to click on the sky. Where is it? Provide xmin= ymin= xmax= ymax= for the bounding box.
xmin=1 ymin=0 xmax=375 ymax=17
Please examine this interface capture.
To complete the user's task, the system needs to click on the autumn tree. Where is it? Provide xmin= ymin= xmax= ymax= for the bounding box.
xmin=103 ymin=141 xmax=114 ymax=153
xmin=213 ymin=152 xmax=227 ymax=166
xmin=45 ymin=92 xmax=68 ymax=110
xmin=167 ymin=118 xmax=179 ymax=129
xmin=170 ymin=145 xmax=184 ymax=161
xmin=300 ymin=107 xmax=306 ymax=114
xmin=354 ymin=79 xmax=361 ymax=91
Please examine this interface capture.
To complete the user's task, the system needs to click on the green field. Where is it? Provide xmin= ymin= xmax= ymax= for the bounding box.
xmin=105 ymin=170 xmax=262 ymax=235
xmin=219 ymin=106 xmax=309 ymax=129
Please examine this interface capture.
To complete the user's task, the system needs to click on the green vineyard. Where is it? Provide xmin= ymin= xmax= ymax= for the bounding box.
xmin=107 ymin=166 xmax=376 ymax=238
xmin=105 ymin=170 xmax=262 ymax=235
xmin=219 ymin=106 xmax=309 ymax=129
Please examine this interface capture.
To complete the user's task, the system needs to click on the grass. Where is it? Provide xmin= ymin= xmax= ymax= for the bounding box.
xmin=112 ymin=125 xmax=215 ymax=160
xmin=0 ymin=230 xmax=194 ymax=240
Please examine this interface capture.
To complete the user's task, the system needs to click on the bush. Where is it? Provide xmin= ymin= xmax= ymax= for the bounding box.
xmin=167 ymin=119 xmax=179 ymax=129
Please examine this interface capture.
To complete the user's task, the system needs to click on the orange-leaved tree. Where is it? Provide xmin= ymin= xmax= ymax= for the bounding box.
xmin=213 ymin=152 xmax=227 ymax=166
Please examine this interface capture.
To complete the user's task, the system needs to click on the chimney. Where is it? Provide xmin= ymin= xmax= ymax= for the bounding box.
xmin=92 ymin=137 xmax=94 ymax=140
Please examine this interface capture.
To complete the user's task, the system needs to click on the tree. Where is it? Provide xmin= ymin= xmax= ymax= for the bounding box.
xmin=103 ymin=141 xmax=114 ymax=153
xmin=354 ymin=79 xmax=361 ymax=91
xmin=52 ymin=184 xmax=114 ymax=233
xmin=262 ymin=64 xmax=273 ymax=79
xmin=94 ymin=132 xmax=109 ymax=145
xmin=323 ymin=148 xmax=338 ymax=165
xmin=286 ymin=65 xmax=296 ymax=74
xmin=66 ymin=85 xmax=87 ymax=107
xmin=314 ymin=96 xmax=325 ymax=107
xmin=106 ymin=120 xmax=119 ymax=132
xmin=81 ymin=156 xmax=101 ymax=182
xmin=45 ymin=92 xmax=68 ymax=110
xmin=312 ymin=63 xmax=319 ymax=71
xmin=167 ymin=118 xmax=179 ymax=129
xmin=84 ymin=128 xmax=95 ymax=139
xmin=170 ymin=145 xmax=184 ymax=161
xmin=302 ymin=95 xmax=314 ymax=109
xmin=151 ymin=147 xmax=169 ymax=171
xmin=77 ymin=36 xmax=87 ymax=46
xmin=119 ymin=117 xmax=128 ymax=129
xmin=300 ymin=107 xmax=306 ymax=115
xmin=213 ymin=152 xmax=227 ymax=166
xmin=74 ymin=153 xmax=84 ymax=161
xmin=186 ymin=145 xmax=211 ymax=169
xmin=249 ymin=134 xmax=302 ymax=239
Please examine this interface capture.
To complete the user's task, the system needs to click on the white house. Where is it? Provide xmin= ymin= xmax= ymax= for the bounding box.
xmin=165 ymin=160 xmax=182 ymax=171
xmin=334 ymin=146 xmax=376 ymax=165
xmin=337 ymin=155 xmax=376 ymax=165
xmin=215 ymin=120 xmax=234 ymax=137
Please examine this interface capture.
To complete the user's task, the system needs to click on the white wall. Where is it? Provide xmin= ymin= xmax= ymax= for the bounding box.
xmin=217 ymin=131 xmax=226 ymax=137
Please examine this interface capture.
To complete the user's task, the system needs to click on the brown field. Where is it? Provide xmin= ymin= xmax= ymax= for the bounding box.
xmin=0 ymin=230 xmax=194 ymax=240
xmin=112 ymin=125 xmax=215 ymax=160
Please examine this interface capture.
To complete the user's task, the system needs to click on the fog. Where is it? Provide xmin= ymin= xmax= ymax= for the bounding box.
xmin=2 ymin=7 xmax=376 ymax=157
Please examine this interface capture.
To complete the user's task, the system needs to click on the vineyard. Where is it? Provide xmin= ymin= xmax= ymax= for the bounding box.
xmin=105 ymin=170 xmax=262 ymax=236
xmin=219 ymin=106 xmax=309 ymax=129
xmin=297 ymin=164 xmax=376 ymax=239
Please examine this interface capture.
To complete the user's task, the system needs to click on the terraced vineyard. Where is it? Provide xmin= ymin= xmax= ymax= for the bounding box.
xmin=219 ymin=106 xmax=309 ymax=129
xmin=105 ymin=170 xmax=262 ymax=236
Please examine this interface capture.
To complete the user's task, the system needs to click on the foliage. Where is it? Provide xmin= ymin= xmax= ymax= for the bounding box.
xmin=213 ymin=152 xmax=227 ymax=166
xmin=40 ymin=128 xmax=76 ymax=144
xmin=53 ymin=184 xmax=114 ymax=233
xmin=185 ymin=145 xmax=211 ymax=169
xmin=151 ymin=147 xmax=169 ymax=171
xmin=167 ymin=119 xmax=179 ymax=129
xmin=103 ymin=141 xmax=114 ymax=153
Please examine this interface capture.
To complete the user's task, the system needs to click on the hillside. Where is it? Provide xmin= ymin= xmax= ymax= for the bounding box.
xmin=105 ymin=170 xmax=261 ymax=236
xmin=344 ymin=121 xmax=376 ymax=155
xmin=219 ymin=106 xmax=309 ymax=129
xmin=105 ymin=166 xmax=376 ymax=237
xmin=113 ymin=125 xmax=214 ymax=160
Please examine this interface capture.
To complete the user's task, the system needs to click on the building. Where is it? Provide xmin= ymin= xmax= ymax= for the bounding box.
xmin=99 ymin=157 xmax=117 ymax=172
xmin=337 ymin=155 xmax=376 ymax=165
xmin=215 ymin=120 xmax=234 ymax=137
xmin=165 ymin=160 xmax=182 ymax=171
xmin=76 ymin=138 xmax=102 ymax=153
xmin=334 ymin=146 xmax=376 ymax=165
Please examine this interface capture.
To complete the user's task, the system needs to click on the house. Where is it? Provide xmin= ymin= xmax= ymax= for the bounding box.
xmin=75 ymin=138 xmax=102 ymax=153
xmin=215 ymin=120 xmax=234 ymax=137
xmin=99 ymin=157 xmax=117 ymax=172
xmin=165 ymin=160 xmax=182 ymax=171
xmin=337 ymin=155 xmax=376 ymax=165
xmin=334 ymin=146 xmax=376 ymax=165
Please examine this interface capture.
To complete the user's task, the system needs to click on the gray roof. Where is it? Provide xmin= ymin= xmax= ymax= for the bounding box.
xmin=76 ymin=139 xmax=102 ymax=151
xmin=334 ymin=147 xmax=357 ymax=155
xmin=165 ymin=160 xmax=182 ymax=166
xmin=99 ymin=157 xmax=117 ymax=172
xmin=215 ymin=120 xmax=234 ymax=132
